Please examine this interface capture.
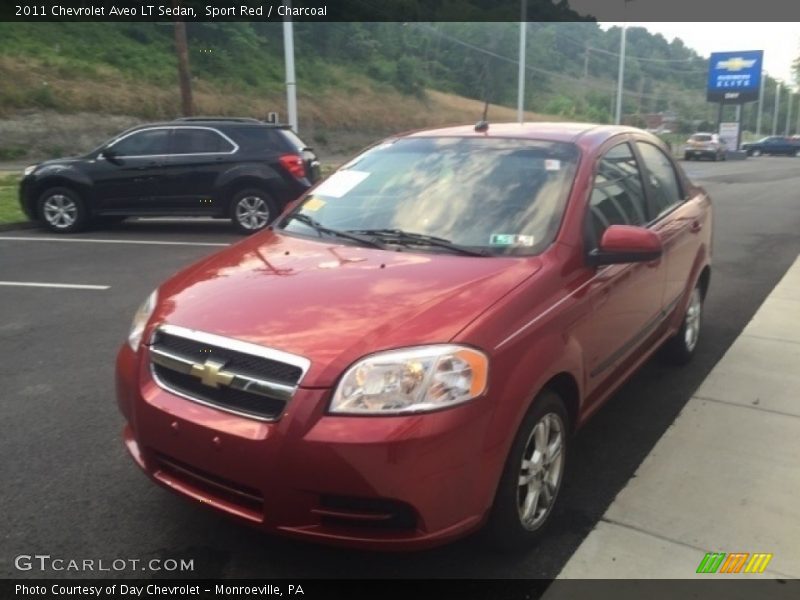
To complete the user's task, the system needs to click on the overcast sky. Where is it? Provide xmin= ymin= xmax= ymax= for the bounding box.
xmin=599 ymin=22 xmax=799 ymax=87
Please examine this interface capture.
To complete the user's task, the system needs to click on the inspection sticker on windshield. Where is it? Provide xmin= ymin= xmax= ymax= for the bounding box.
xmin=544 ymin=159 xmax=561 ymax=171
xmin=303 ymin=197 xmax=326 ymax=212
xmin=313 ymin=170 xmax=370 ymax=198
xmin=490 ymin=234 xmax=535 ymax=247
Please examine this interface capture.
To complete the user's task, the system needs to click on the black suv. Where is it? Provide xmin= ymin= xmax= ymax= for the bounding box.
xmin=19 ymin=117 xmax=321 ymax=233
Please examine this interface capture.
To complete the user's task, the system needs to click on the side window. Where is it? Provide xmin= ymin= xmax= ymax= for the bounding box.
xmin=636 ymin=142 xmax=684 ymax=218
xmin=170 ymin=128 xmax=235 ymax=154
xmin=587 ymin=143 xmax=647 ymax=250
xmin=228 ymin=127 xmax=288 ymax=152
xmin=111 ymin=129 xmax=169 ymax=156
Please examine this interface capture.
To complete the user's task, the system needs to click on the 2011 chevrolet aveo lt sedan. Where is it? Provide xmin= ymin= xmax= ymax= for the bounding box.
xmin=117 ymin=123 xmax=712 ymax=550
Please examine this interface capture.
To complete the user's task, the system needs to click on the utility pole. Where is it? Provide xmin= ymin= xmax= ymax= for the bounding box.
xmin=583 ymin=46 xmax=590 ymax=79
xmin=795 ymin=93 xmax=800 ymax=135
xmin=755 ymin=70 xmax=765 ymax=136
xmin=172 ymin=0 xmax=193 ymax=117
xmin=614 ymin=24 xmax=627 ymax=125
xmin=516 ymin=0 xmax=527 ymax=124
xmin=785 ymin=92 xmax=793 ymax=136
xmin=283 ymin=3 xmax=298 ymax=132
xmin=772 ymin=81 xmax=781 ymax=136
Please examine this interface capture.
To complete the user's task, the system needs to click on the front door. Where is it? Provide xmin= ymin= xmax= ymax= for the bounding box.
xmin=92 ymin=127 xmax=170 ymax=213
xmin=574 ymin=141 xmax=666 ymax=405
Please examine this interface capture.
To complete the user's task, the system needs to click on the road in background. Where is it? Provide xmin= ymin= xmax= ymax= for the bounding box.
xmin=1 ymin=157 xmax=799 ymax=579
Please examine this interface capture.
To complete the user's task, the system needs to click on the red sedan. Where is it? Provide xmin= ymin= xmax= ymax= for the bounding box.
xmin=116 ymin=123 xmax=712 ymax=550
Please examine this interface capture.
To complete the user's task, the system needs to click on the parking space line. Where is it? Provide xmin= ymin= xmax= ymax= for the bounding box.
xmin=0 ymin=281 xmax=110 ymax=290
xmin=0 ymin=236 xmax=229 ymax=247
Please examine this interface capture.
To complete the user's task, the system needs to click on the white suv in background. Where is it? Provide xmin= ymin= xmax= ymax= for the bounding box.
xmin=683 ymin=133 xmax=727 ymax=161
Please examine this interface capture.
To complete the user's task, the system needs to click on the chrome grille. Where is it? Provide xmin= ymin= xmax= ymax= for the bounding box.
xmin=149 ymin=324 xmax=310 ymax=421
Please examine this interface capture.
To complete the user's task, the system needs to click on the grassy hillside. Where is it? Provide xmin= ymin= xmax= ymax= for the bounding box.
xmin=1 ymin=21 xmax=789 ymax=162
xmin=0 ymin=22 xmax=561 ymax=160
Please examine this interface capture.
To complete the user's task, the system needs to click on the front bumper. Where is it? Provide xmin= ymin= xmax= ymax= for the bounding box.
xmin=18 ymin=176 xmax=36 ymax=220
xmin=116 ymin=344 xmax=499 ymax=550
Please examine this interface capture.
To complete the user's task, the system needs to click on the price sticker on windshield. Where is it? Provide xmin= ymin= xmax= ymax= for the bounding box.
xmin=490 ymin=234 xmax=535 ymax=247
xmin=313 ymin=170 xmax=370 ymax=198
xmin=544 ymin=159 xmax=561 ymax=171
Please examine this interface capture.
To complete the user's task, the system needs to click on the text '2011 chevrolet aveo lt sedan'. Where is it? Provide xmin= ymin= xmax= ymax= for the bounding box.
xmin=116 ymin=123 xmax=712 ymax=550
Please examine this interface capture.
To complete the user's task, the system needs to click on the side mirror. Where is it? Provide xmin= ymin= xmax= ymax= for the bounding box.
xmin=588 ymin=225 xmax=662 ymax=267
xmin=100 ymin=148 xmax=121 ymax=164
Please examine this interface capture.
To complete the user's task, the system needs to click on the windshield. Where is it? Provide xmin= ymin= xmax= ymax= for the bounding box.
xmin=278 ymin=137 xmax=579 ymax=256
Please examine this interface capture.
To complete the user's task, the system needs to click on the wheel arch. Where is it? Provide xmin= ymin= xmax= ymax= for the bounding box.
xmin=33 ymin=179 xmax=90 ymax=218
xmin=541 ymin=372 xmax=581 ymax=434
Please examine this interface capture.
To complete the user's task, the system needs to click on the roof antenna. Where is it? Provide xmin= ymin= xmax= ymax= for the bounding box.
xmin=475 ymin=99 xmax=490 ymax=133
xmin=474 ymin=49 xmax=493 ymax=133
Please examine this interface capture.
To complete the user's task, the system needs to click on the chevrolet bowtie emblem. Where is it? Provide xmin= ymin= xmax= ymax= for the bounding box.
xmin=190 ymin=358 xmax=234 ymax=388
xmin=716 ymin=57 xmax=756 ymax=72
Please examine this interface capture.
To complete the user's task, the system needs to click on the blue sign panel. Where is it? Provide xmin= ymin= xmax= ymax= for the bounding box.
xmin=707 ymin=50 xmax=763 ymax=103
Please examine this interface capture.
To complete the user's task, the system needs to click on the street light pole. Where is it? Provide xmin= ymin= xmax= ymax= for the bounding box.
xmin=516 ymin=0 xmax=527 ymax=124
xmin=283 ymin=5 xmax=298 ymax=132
xmin=755 ymin=71 xmax=765 ymax=136
xmin=785 ymin=91 xmax=793 ymax=136
xmin=614 ymin=24 xmax=627 ymax=125
xmin=772 ymin=81 xmax=781 ymax=136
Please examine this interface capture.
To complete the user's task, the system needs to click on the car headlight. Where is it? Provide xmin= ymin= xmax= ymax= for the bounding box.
xmin=127 ymin=290 xmax=158 ymax=351
xmin=23 ymin=165 xmax=37 ymax=176
xmin=330 ymin=345 xmax=489 ymax=415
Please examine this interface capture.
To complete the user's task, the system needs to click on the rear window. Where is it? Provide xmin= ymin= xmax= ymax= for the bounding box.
xmin=690 ymin=134 xmax=713 ymax=142
xmin=227 ymin=126 xmax=290 ymax=152
xmin=279 ymin=129 xmax=309 ymax=152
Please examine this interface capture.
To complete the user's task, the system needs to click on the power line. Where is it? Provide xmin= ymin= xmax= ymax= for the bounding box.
xmin=413 ymin=23 xmax=705 ymax=103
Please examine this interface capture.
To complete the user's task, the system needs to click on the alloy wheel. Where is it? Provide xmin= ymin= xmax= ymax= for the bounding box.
xmin=235 ymin=196 xmax=271 ymax=230
xmin=517 ymin=412 xmax=565 ymax=531
xmin=684 ymin=287 xmax=703 ymax=352
xmin=42 ymin=194 xmax=78 ymax=229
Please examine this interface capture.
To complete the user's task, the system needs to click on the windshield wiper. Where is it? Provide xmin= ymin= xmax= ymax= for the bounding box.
xmin=284 ymin=213 xmax=386 ymax=249
xmin=347 ymin=228 xmax=489 ymax=257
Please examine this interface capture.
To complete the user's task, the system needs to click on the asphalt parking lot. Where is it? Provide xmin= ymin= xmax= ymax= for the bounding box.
xmin=2 ymin=156 xmax=800 ymax=579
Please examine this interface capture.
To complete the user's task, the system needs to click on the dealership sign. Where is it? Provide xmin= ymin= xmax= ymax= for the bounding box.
xmin=707 ymin=51 xmax=763 ymax=103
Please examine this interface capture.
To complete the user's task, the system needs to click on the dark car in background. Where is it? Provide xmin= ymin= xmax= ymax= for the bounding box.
xmin=741 ymin=136 xmax=800 ymax=157
xmin=19 ymin=117 xmax=321 ymax=233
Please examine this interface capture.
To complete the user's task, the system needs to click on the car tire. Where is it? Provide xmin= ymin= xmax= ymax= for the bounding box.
xmin=230 ymin=188 xmax=277 ymax=234
xmin=661 ymin=284 xmax=704 ymax=366
xmin=751 ymin=149 xmax=762 ymax=157
xmin=684 ymin=154 xmax=691 ymax=161
xmin=483 ymin=389 xmax=569 ymax=551
xmin=37 ymin=187 xmax=89 ymax=233
xmin=794 ymin=149 xmax=800 ymax=157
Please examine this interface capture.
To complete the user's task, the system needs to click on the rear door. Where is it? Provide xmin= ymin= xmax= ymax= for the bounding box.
xmin=92 ymin=128 xmax=170 ymax=212
xmin=634 ymin=141 xmax=704 ymax=314
xmin=159 ymin=127 xmax=238 ymax=214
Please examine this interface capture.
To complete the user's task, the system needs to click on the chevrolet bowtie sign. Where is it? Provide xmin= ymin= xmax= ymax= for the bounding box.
xmin=707 ymin=50 xmax=764 ymax=103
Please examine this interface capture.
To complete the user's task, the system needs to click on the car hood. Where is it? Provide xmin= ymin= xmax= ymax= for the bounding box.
xmin=152 ymin=231 xmax=541 ymax=387
xmin=34 ymin=156 xmax=87 ymax=171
